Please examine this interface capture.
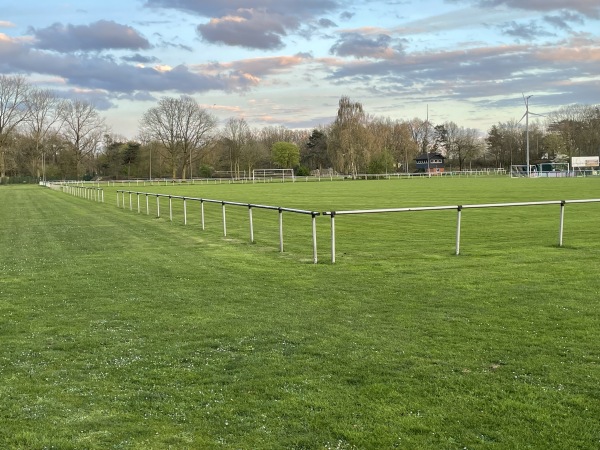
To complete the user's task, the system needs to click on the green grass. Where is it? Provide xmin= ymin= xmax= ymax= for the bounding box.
xmin=1 ymin=178 xmax=600 ymax=449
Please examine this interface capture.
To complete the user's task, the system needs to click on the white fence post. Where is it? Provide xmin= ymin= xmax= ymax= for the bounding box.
xmin=201 ymin=200 xmax=205 ymax=230
xmin=169 ymin=196 xmax=173 ymax=222
xmin=183 ymin=198 xmax=187 ymax=225
xmin=129 ymin=192 xmax=132 ymax=211
xmin=248 ymin=205 xmax=254 ymax=243
xmin=312 ymin=212 xmax=318 ymax=264
xmin=222 ymin=202 xmax=227 ymax=236
xmin=146 ymin=194 xmax=149 ymax=215
xmin=156 ymin=195 xmax=160 ymax=218
xmin=559 ymin=200 xmax=565 ymax=246
xmin=330 ymin=212 xmax=336 ymax=264
xmin=278 ymin=208 xmax=284 ymax=252
xmin=456 ymin=205 xmax=462 ymax=256
xmin=137 ymin=193 xmax=141 ymax=213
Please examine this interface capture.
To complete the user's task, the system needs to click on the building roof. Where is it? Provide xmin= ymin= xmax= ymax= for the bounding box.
xmin=415 ymin=152 xmax=445 ymax=161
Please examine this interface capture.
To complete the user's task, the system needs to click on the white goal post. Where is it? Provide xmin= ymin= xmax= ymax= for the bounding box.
xmin=252 ymin=168 xmax=295 ymax=182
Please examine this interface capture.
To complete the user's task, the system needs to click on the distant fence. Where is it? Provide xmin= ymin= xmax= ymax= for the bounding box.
xmin=58 ymin=169 xmax=510 ymax=188
xmin=322 ymin=199 xmax=600 ymax=263
xmin=116 ymin=190 xmax=320 ymax=264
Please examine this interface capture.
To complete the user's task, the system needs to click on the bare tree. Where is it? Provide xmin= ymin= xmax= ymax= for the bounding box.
xmin=445 ymin=124 xmax=484 ymax=170
xmin=140 ymin=97 xmax=180 ymax=178
xmin=140 ymin=96 xmax=217 ymax=179
xmin=329 ymin=96 xmax=369 ymax=177
xmin=241 ymin=129 xmax=268 ymax=175
xmin=24 ymin=88 xmax=63 ymax=180
xmin=222 ymin=117 xmax=250 ymax=179
xmin=60 ymin=99 xmax=106 ymax=179
xmin=257 ymin=126 xmax=295 ymax=151
xmin=408 ymin=117 xmax=434 ymax=154
xmin=547 ymin=104 xmax=600 ymax=158
xmin=174 ymin=97 xmax=218 ymax=179
xmin=368 ymin=117 xmax=418 ymax=172
xmin=0 ymin=75 xmax=31 ymax=178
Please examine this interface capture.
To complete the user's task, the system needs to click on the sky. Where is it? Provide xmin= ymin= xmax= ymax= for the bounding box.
xmin=1 ymin=0 xmax=599 ymax=138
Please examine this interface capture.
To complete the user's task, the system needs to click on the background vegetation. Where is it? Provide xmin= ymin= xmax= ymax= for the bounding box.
xmin=1 ymin=74 xmax=599 ymax=183
xmin=1 ymin=177 xmax=599 ymax=449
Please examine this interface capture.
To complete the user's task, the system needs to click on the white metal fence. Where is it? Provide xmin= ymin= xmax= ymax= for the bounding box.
xmin=322 ymin=199 xmax=600 ymax=263
xmin=116 ymin=190 xmax=320 ymax=264
xmin=47 ymin=182 xmax=105 ymax=202
xmin=56 ymin=169 xmax=512 ymax=188
xmin=46 ymin=183 xmax=600 ymax=265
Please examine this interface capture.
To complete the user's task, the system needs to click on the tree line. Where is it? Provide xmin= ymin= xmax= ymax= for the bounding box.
xmin=1 ymin=74 xmax=599 ymax=183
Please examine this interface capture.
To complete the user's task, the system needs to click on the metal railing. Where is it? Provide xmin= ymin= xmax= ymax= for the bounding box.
xmin=48 ymin=183 xmax=104 ymax=203
xmin=117 ymin=190 xmax=320 ymax=264
xmin=323 ymin=199 xmax=600 ymax=263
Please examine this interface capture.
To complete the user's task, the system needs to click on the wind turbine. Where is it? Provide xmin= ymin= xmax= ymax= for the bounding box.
xmin=518 ymin=94 xmax=544 ymax=177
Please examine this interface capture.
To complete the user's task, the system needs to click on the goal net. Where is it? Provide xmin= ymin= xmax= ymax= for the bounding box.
xmin=511 ymin=162 xmax=570 ymax=178
xmin=252 ymin=168 xmax=295 ymax=182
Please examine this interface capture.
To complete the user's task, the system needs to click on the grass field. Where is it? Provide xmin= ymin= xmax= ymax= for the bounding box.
xmin=1 ymin=177 xmax=599 ymax=449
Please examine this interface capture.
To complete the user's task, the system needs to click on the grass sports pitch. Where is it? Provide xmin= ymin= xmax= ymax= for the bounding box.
xmin=1 ymin=177 xmax=599 ymax=448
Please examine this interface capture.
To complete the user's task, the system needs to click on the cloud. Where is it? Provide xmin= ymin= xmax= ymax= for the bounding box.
xmin=146 ymin=0 xmax=341 ymax=49
xmin=188 ymin=54 xmax=310 ymax=92
xmin=0 ymin=33 xmax=25 ymax=62
xmin=0 ymin=37 xmax=258 ymax=96
xmin=322 ymin=36 xmax=600 ymax=106
xmin=471 ymin=0 xmax=600 ymax=19
xmin=500 ymin=20 xmax=555 ymax=40
xmin=56 ymin=88 xmax=117 ymax=110
xmin=205 ymin=54 xmax=310 ymax=78
xmin=0 ymin=21 xmax=16 ymax=28
xmin=543 ymin=11 xmax=585 ymax=30
xmin=121 ymin=53 xmax=159 ymax=64
xmin=330 ymin=32 xmax=398 ymax=59
xmin=31 ymin=20 xmax=151 ymax=52
xmin=535 ymin=36 xmax=600 ymax=62
xmin=318 ymin=18 xmax=338 ymax=28
xmin=197 ymin=9 xmax=295 ymax=50
xmin=56 ymin=89 xmax=156 ymax=111
xmin=144 ymin=0 xmax=339 ymax=18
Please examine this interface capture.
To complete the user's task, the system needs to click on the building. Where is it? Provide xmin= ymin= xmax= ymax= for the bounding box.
xmin=415 ymin=152 xmax=445 ymax=174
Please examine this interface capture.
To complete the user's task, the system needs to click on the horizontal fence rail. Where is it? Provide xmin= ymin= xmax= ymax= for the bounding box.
xmin=323 ymin=199 xmax=600 ymax=263
xmin=116 ymin=190 xmax=320 ymax=264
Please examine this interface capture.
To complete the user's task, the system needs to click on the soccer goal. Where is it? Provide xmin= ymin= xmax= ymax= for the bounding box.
xmin=536 ymin=162 xmax=570 ymax=177
xmin=511 ymin=162 xmax=570 ymax=178
xmin=510 ymin=165 xmax=536 ymax=178
xmin=252 ymin=168 xmax=295 ymax=182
